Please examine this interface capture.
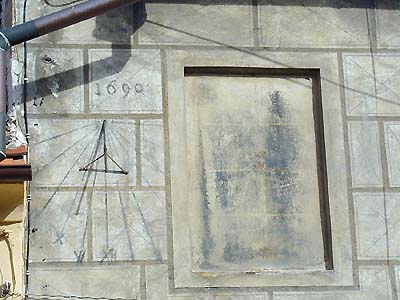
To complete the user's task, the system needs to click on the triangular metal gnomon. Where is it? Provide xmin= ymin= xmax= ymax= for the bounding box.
xmin=79 ymin=120 xmax=128 ymax=175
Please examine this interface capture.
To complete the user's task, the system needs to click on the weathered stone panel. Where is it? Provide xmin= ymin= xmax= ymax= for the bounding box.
xmin=141 ymin=119 xmax=165 ymax=186
xmin=139 ymin=0 xmax=254 ymax=46
xmin=29 ymin=191 xmax=88 ymax=263
xmin=89 ymin=49 xmax=163 ymax=113
xmin=92 ymin=190 xmax=166 ymax=261
xmin=28 ymin=266 xmax=140 ymax=299
xmin=185 ymin=76 xmax=325 ymax=272
xmin=348 ymin=121 xmax=382 ymax=187
xmin=26 ymin=48 xmax=84 ymax=114
xmin=258 ymin=0 xmax=370 ymax=48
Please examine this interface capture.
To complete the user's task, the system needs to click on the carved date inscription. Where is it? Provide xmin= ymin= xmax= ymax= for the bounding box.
xmin=94 ymin=80 xmax=145 ymax=98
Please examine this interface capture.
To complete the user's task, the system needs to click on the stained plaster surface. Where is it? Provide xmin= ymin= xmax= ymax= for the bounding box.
xmin=184 ymin=76 xmax=324 ymax=272
xmin=9 ymin=0 xmax=400 ymax=299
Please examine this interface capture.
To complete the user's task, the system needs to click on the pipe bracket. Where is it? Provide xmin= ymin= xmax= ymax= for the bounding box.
xmin=0 ymin=32 xmax=10 ymax=51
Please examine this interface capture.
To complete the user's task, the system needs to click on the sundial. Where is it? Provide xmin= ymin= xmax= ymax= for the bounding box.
xmin=29 ymin=118 xmax=136 ymax=263
xmin=27 ymin=48 xmax=165 ymax=264
xmin=29 ymin=115 xmax=165 ymax=263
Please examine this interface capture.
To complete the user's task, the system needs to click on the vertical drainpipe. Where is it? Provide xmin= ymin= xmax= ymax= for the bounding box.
xmin=0 ymin=0 xmax=7 ymax=162
xmin=0 ymin=43 xmax=7 ymax=161
xmin=0 ymin=0 xmax=142 ymax=162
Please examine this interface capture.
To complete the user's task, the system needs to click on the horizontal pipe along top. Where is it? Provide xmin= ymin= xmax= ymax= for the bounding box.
xmin=2 ymin=0 xmax=142 ymax=46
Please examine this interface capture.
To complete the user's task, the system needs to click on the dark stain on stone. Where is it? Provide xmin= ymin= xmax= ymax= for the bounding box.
xmin=206 ymin=113 xmax=257 ymax=210
xmin=32 ymin=52 xmax=80 ymax=102
xmin=265 ymin=91 xmax=299 ymax=214
xmin=207 ymin=121 xmax=228 ymax=170
xmin=41 ymin=55 xmax=57 ymax=66
xmin=214 ymin=170 xmax=250 ymax=209
xmin=265 ymin=91 xmax=300 ymax=259
xmin=198 ymin=91 xmax=303 ymax=265
xmin=215 ymin=170 xmax=230 ymax=208
xmin=223 ymin=240 xmax=258 ymax=264
xmin=199 ymin=129 xmax=214 ymax=261
xmin=265 ymin=92 xmax=298 ymax=170
xmin=208 ymin=114 xmax=257 ymax=169
xmin=32 ymin=96 xmax=44 ymax=107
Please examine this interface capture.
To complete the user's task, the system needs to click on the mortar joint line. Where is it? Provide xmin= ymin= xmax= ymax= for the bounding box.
xmin=251 ymin=0 xmax=261 ymax=49
xmin=159 ymin=49 xmax=176 ymax=292
xmin=337 ymin=51 xmax=360 ymax=288
xmin=83 ymin=47 xmax=90 ymax=114
xmin=135 ymin=120 xmax=142 ymax=187
xmin=377 ymin=120 xmax=398 ymax=300
xmin=140 ymin=264 xmax=146 ymax=300
xmin=86 ymin=190 xmax=94 ymax=262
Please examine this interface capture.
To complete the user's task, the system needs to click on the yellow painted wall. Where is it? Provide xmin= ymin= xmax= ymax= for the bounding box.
xmin=0 ymin=184 xmax=25 ymax=223
xmin=0 ymin=183 xmax=26 ymax=299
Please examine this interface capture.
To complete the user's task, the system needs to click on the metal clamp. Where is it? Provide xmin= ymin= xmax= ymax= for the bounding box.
xmin=0 ymin=32 xmax=10 ymax=51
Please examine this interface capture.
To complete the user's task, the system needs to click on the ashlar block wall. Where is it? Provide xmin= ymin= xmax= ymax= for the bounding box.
xmin=10 ymin=0 xmax=400 ymax=299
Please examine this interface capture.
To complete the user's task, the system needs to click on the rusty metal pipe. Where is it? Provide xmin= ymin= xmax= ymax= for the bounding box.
xmin=1 ymin=0 xmax=142 ymax=47
xmin=0 ymin=0 xmax=142 ymax=162
xmin=0 ymin=49 xmax=6 ymax=162
xmin=35 ymin=0 xmax=142 ymax=36
xmin=0 ymin=165 xmax=32 ymax=182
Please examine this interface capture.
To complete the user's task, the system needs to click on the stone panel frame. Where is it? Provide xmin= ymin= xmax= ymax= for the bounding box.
xmin=183 ymin=66 xmax=333 ymax=273
xmin=166 ymin=50 xmax=353 ymax=288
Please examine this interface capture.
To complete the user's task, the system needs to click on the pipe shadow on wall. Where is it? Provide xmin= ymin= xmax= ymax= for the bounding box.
xmin=14 ymin=1 xmax=146 ymax=103
xmin=135 ymin=0 xmax=376 ymax=8
xmin=12 ymin=0 xmax=397 ymax=106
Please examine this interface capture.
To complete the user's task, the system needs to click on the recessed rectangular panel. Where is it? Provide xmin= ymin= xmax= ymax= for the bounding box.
xmin=184 ymin=71 xmax=328 ymax=272
xmin=168 ymin=52 xmax=352 ymax=288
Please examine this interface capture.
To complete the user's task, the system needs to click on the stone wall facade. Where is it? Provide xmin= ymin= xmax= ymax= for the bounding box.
xmin=11 ymin=1 xmax=400 ymax=299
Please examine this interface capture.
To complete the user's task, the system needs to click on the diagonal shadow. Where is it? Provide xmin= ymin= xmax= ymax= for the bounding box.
xmin=16 ymin=1 xmax=146 ymax=103
xmin=147 ymin=18 xmax=400 ymax=108
xmin=14 ymin=0 xmax=400 ymax=110
xmin=38 ymin=0 xmax=378 ymax=9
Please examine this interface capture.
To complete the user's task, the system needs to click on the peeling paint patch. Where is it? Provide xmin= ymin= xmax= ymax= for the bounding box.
xmin=47 ymin=78 xmax=60 ymax=98
xmin=40 ymin=54 xmax=60 ymax=98
xmin=6 ymin=105 xmax=26 ymax=148
xmin=27 ymin=48 xmax=84 ymax=114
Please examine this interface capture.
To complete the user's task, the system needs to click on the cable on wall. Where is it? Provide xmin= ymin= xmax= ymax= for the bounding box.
xmin=26 ymin=293 xmax=138 ymax=300
xmin=22 ymin=0 xmax=32 ymax=296
xmin=0 ymin=229 xmax=16 ymax=297
xmin=43 ymin=0 xmax=84 ymax=8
